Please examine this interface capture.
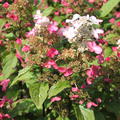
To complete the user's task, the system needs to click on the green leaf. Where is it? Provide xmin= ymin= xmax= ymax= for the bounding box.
xmin=5 ymin=33 xmax=15 ymax=39
xmin=104 ymin=47 xmax=112 ymax=58
xmin=29 ymin=82 xmax=49 ymax=109
xmin=0 ymin=19 xmax=6 ymax=30
xmin=73 ymin=105 xmax=95 ymax=120
xmin=99 ymin=0 xmax=120 ymax=17
xmin=5 ymin=85 xmax=20 ymax=100
xmin=79 ymin=105 xmax=95 ymax=120
xmin=38 ymin=0 xmax=41 ymax=4
xmin=10 ymin=99 xmax=36 ymax=117
xmin=43 ymin=7 xmax=54 ymax=16
xmin=53 ymin=16 xmax=65 ymax=24
xmin=48 ymin=80 xmax=70 ymax=98
xmin=0 ymin=53 xmax=17 ymax=81
xmin=10 ymin=66 xmax=36 ymax=86
xmin=73 ymin=105 xmax=84 ymax=120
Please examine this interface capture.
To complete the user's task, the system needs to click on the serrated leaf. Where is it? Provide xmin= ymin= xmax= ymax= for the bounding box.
xmin=43 ymin=7 xmax=54 ymax=16
xmin=99 ymin=0 xmax=120 ymax=17
xmin=48 ymin=81 xmax=70 ymax=98
xmin=0 ymin=53 xmax=17 ymax=81
xmin=29 ymin=82 xmax=49 ymax=109
xmin=79 ymin=105 xmax=95 ymax=120
xmin=104 ymin=47 xmax=112 ymax=58
xmin=10 ymin=66 xmax=36 ymax=86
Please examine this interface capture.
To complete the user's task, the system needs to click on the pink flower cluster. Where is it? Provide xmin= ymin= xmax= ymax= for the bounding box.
xmin=0 ymin=96 xmax=13 ymax=120
xmin=87 ymin=41 xmax=102 ymax=54
xmin=109 ymin=11 xmax=120 ymax=27
xmin=0 ymin=96 xmax=13 ymax=108
xmin=2 ymin=2 xmax=9 ymax=8
xmin=6 ymin=11 xmax=19 ymax=21
xmin=0 ymin=113 xmax=11 ymax=120
xmin=43 ymin=48 xmax=73 ymax=77
xmin=0 ymin=79 xmax=10 ymax=92
xmin=51 ymin=96 xmax=61 ymax=103
xmin=70 ymin=87 xmax=102 ymax=108
xmin=86 ymin=65 xmax=101 ymax=85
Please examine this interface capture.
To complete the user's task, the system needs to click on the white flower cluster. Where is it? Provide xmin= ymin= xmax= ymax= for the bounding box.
xmin=63 ymin=14 xmax=103 ymax=41
xmin=60 ymin=14 xmax=104 ymax=52
xmin=33 ymin=10 xmax=50 ymax=27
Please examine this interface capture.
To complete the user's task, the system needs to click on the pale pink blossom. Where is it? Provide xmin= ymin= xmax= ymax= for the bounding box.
xmin=88 ymin=0 xmax=95 ymax=3
xmin=4 ymin=23 xmax=11 ymax=29
xmin=104 ymin=78 xmax=112 ymax=83
xmin=57 ymin=28 xmax=66 ymax=36
xmin=0 ymin=79 xmax=10 ymax=92
xmin=70 ymin=94 xmax=79 ymax=100
xmin=79 ymin=100 xmax=84 ymax=104
xmin=105 ymin=57 xmax=111 ymax=61
xmin=81 ymin=84 xmax=87 ymax=89
xmin=112 ymin=47 xmax=117 ymax=51
xmin=22 ymin=45 xmax=30 ymax=52
xmin=114 ymin=12 xmax=120 ymax=18
xmin=86 ymin=65 xmax=101 ymax=78
xmin=51 ymin=96 xmax=61 ymax=102
xmin=53 ymin=0 xmax=59 ymax=2
xmin=102 ymin=0 xmax=108 ymax=3
xmin=34 ymin=0 xmax=38 ymax=5
xmin=6 ymin=12 xmax=19 ymax=21
xmin=92 ymin=29 xmax=104 ymax=39
xmin=86 ymin=77 xmax=94 ymax=85
xmin=87 ymin=102 xmax=98 ymax=108
xmin=47 ymin=48 xmax=59 ymax=58
xmin=96 ymin=54 xmax=104 ymax=64
xmin=72 ymin=87 xmax=79 ymax=92
xmin=3 ymin=2 xmax=9 ymax=8
xmin=16 ymin=51 xmax=23 ymax=63
xmin=64 ymin=68 xmax=73 ymax=76
xmin=96 ymin=98 xmax=102 ymax=103
xmin=116 ymin=21 xmax=120 ymax=27
xmin=26 ymin=28 xmax=36 ymax=37
xmin=16 ymin=38 xmax=22 ymax=44
xmin=54 ymin=11 xmax=60 ymax=16
xmin=35 ymin=16 xmax=50 ymax=26
xmin=43 ymin=60 xmax=58 ymax=69
xmin=109 ymin=18 xmax=115 ymax=24
xmin=65 ymin=8 xmax=73 ymax=14
xmin=57 ymin=67 xmax=67 ymax=73
xmin=87 ymin=41 xmax=102 ymax=54
xmin=0 ymin=40 xmax=3 ymax=45
xmin=43 ymin=62 xmax=51 ymax=68
xmin=0 ymin=97 xmax=6 ymax=108
xmin=57 ymin=67 xmax=73 ymax=76
xmin=61 ymin=0 xmax=69 ymax=6
xmin=48 ymin=21 xmax=58 ymax=34
xmin=117 ymin=52 xmax=120 ymax=57
xmin=0 ymin=113 xmax=11 ymax=119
